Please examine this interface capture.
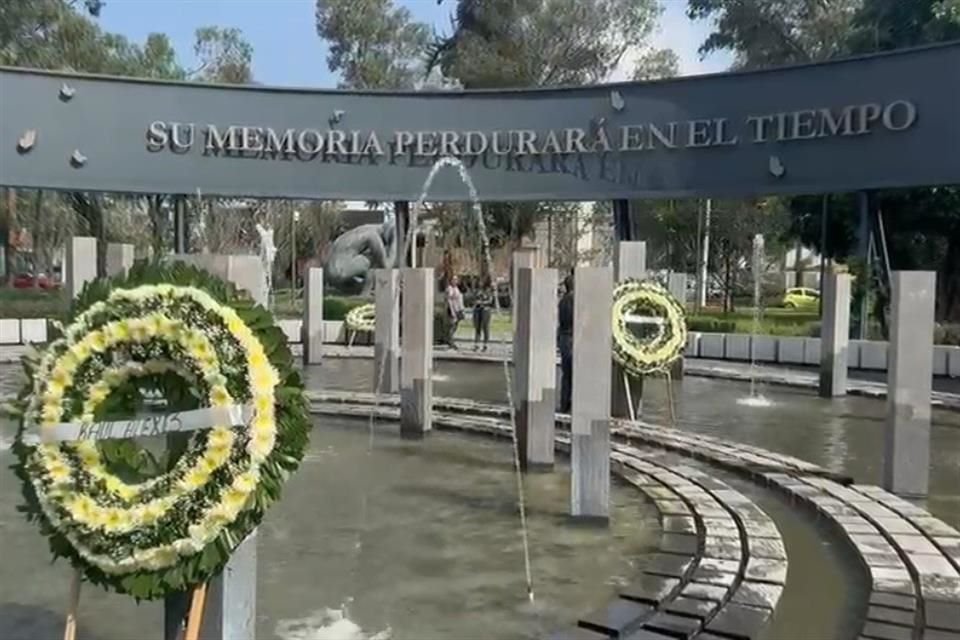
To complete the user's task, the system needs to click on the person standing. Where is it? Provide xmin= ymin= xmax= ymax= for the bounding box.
xmin=445 ymin=275 xmax=465 ymax=348
xmin=558 ymin=273 xmax=574 ymax=413
xmin=472 ymin=276 xmax=494 ymax=352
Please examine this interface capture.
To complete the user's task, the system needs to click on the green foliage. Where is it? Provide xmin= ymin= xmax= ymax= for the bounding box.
xmin=192 ymin=26 xmax=254 ymax=84
xmin=323 ymin=296 xmax=368 ymax=321
xmin=686 ymin=316 xmax=737 ymax=333
xmin=315 ymin=0 xmax=431 ymax=89
xmin=687 ymin=0 xmax=860 ymax=69
xmin=430 ymin=0 xmax=669 ymax=88
xmin=687 ymin=307 xmax=820 ymax=336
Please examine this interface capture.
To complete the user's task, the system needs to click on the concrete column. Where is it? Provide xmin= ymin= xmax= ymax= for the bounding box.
xmin=512 ymin=246 xmax=541 ymax=332
xmin=303 ymin=268 xmax=323 ymax=365
xmin=67 ymin=236 xmax=97 ymax=299
xmin=164 ymin=533 xmax=256 ymax=640
xmin=668 ymin=272 xmax=687 ymax=379
xmin=668 ymin=272 xmax=687 ymax=305
xmin=106 ymin=243 xmax=134 ymax=278
xmin=170 ymin=254 xmax=266 ymax=307
xmin=164 ymin=256 xmax=264 ymax=639
xmin=400 ymin=268 xmax=434 ymax=438
xmin=611 ymin=241 xmax=646 ymax=419
xmin=884 ymin=271 xmax=936 ymax=497
xmin=226 ymin=255 xmax=267 ymax=307
xmin=515 ymin=267 xmax=558 ymax=470
xmin=373 ymin=268 xmax=400 ymax=394
xmin=571 ymin=266 xmax=613 ymax=520
xmin=819 ymin=272 xmax=851 ymax=398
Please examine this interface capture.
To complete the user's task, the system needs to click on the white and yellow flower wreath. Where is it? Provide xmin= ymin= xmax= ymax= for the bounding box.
xmin=611 ymin=278 xmax=687 ymax=377
xmin=11 ymin=263 xmax=309 ymax=599
xmin=345 ymin=303 xmax=376 ymax=333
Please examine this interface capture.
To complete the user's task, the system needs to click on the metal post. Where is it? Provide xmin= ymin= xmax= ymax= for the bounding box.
xmin=291 ymin=209 xmax=299 ymax=292
xmin=697 ymin=199 xmax=711 ymax=309
xmin=612 ymin=200 xmax=632 ymax=241
xmin=395 ymin=201 xmax=411 ymax=268
xmin=819 ymin=195 xmax=829 ymax=317
xmin=856 ymin=192 xmax=871 ymax=339
xmin=174 ymin=196 xmax=187 ymax=254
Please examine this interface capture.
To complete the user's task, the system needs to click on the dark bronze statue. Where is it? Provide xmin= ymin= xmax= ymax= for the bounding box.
xmin=324 ymin=215 xmax=396 ymax=295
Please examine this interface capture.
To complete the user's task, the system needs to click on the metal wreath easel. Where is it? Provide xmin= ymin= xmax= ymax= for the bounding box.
xmin=620 ymin=312 xmax=679 ymax=427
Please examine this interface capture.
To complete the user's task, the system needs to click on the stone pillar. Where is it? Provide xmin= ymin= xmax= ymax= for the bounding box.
xmin=884 ymin=271 xmax=936 ymax=498
xmin=515 ymin=267 xmax=558 ymax=470
xmin=226 ymin=255 xmax=267 ymax=307
xmin=400 ymin=268 xmax=434 ymax=438
xmin=819 ymin=272 xmax=851 ymax=398
xmin=164 ymin=252 xmax=266 ymax=640
xmin=164 ymin=533 xmax=256 ymax=640
xmin=303 ymin=268 xmax=323 ymax=365
xmin=668 ymin=272 xmax=687 ymax=379
xmin=611 ymin=241 xmax=646 ymax=419
xmin=170 ymin=254 xmax=266 ymax=306
xmin=106 ymin=242 xmax=134 ymax=278
xmin=373 ymin=269 xmax=400 ymax=394
xmin=67 ymin=236 xmax=97 ymax=299
xmin=512 ymin=245 xmax=541 ymax=332
xmin=571 ymin=266 xmax=613 ymax=520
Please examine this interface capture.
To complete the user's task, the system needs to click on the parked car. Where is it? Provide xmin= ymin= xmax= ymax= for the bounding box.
xmin=782 ymin=287 xmax=819 ymax=310
xmin=12 ymin=272 xmax=59 ymax=289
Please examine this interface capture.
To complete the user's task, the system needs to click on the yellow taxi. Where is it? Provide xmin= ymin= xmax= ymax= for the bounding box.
xmin=782 ymin=287 xmax=820 ymax=310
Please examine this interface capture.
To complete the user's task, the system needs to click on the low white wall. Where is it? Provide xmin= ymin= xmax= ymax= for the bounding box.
xmin=2 ymin=318 xmax=958 ymax=378
xmin=682 ymin=331 xmax=959 ymax=378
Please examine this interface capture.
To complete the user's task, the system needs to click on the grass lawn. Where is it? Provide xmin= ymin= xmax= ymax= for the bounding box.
xmin=0 ymin=287 xmax=68 ymax=319
xmin=454 ymin=310 xmax=512 ymax=341
xmin=452 ymin=306 xmax=821 ymax=340
xmin=689 ymin=306 xmax=820 ymax=337
xmin=0 ymin=286 xmax=821 ymax=340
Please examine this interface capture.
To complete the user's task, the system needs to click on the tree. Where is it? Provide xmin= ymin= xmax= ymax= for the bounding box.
xmin=687 ymin=0 xmax=861 ymax=69
xmin=632 ymin=48 xmax=680 ymax=81
xmin=431 ymin=0 xmax=672 ymax=88
xmin=846 ymin=0 xmax=960 ymax=52
xmin=315 ymin=0 xmax=431 ymax=89
xmin=191 ymin=26 xmax=254 ymax=84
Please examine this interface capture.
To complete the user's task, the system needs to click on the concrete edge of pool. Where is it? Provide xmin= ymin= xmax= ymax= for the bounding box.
xmin=309 ymin=391 xmax=960 ymax=640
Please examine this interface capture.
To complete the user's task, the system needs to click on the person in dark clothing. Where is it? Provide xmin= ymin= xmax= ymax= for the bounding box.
xmin=472 ymin=276 xmax=494 ymax=351
xmin=557 ymin=273 xmax=575 ymax=413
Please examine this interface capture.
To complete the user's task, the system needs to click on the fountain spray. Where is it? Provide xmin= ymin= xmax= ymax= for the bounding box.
xmin=368 ymin=156 xmax=536 ymax=605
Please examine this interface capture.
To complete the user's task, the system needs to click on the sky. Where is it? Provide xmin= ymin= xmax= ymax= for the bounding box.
xmin=97 ymin=0 xmax=732 ymax=87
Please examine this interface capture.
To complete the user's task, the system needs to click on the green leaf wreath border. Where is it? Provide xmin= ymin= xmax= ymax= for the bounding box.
xmin=10 ymin=261 xmax=310 ymax=600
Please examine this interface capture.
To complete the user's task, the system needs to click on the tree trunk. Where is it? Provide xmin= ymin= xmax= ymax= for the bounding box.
xmin=941 ymin=236 xmax=960 ymax=322
xmin=3 ymin=189 xmax=16 ymax=286
xmin=32 ymin=191 xmax=43 ymax=289
xmin=723 ymin=248 xmax=733 ymax=313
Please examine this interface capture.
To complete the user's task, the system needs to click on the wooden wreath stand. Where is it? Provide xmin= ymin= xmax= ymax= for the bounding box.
xmin=63 ymin=570 xmax=208 ymax=640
